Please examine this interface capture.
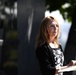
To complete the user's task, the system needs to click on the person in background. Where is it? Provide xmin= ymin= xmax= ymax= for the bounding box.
xmin=35 ymin=16 xmax=76 ymax=75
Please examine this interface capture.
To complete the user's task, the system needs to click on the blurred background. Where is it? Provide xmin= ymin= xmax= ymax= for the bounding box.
xmin=0 ymin=0 xmax=17 ymax=75
xmin=0 ymin=0 xmax=76 ymax=75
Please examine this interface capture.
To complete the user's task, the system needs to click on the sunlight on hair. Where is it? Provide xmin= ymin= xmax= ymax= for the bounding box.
xmin=45 ymin=10 xmax=71 ymax=49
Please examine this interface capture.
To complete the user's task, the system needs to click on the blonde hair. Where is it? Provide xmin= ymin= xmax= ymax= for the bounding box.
xmin=35 ymin=16 xmax=60 ymax=48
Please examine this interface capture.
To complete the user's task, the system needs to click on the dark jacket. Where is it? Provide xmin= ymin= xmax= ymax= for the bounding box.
xmin=36 ymin=43 xmax=63 ymax=75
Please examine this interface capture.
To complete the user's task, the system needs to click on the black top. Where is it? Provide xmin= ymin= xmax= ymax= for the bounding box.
xmin=36 ymin=43 xmax=64 ymax=75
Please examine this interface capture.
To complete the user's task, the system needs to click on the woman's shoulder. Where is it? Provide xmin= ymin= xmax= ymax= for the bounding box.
xmin=36 ymin=43 xmax=48 ymax=53
xmin=35 ymin=43 xmax=49 ymax=58
xmin=37 ymin=43 xmax=48 ymax=49
xmin=59 ymin=43 xmax=62 ymax=48
xmin=59 ymin=43 xmax=63 ymax=51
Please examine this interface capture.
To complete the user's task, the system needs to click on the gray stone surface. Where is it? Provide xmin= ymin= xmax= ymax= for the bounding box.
xmin=18 ymin=0 xmax=45 ymax=75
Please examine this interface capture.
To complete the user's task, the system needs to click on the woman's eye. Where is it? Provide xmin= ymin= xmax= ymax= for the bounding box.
xmin=50 ymin=26 xmax=53 ymax=27
xmin=56 ymin=25 xmax=58 ymax=27
xmin=49 ymin=24 xmax=58 ymax=28
xmin=50 ymin=25 xmax=54 ymax=27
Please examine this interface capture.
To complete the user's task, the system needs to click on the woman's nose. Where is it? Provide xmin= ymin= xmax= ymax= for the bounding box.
xmin=54 ymin=25 xmax=56 ymax=29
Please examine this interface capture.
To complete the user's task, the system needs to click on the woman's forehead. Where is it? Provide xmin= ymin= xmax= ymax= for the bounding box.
xmin=51 ymin=21 xmax=58 ymax=25
xmin=48 ymin=21 xmax=58 ymax=25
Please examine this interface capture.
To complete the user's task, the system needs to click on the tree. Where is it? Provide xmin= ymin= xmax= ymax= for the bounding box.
xmin=45 ymin=0 xmax=76 ymax=22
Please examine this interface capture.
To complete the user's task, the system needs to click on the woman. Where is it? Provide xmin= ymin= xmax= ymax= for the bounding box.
xmin=35 ymin=16 xmax=75 ymax=75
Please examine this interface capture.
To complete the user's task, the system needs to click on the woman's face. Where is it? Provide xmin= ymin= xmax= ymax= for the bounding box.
xmin=47 ymin=21 xmax=59 ymax=38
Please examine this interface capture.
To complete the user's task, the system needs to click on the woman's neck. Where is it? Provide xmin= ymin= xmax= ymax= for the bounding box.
xmin=48 ymin=36 xmax=55 ymax=43
xmin=49 ymin=42 xmax=58 ymax=48
xmin=48 ymin=36 xmax=59 ymax=48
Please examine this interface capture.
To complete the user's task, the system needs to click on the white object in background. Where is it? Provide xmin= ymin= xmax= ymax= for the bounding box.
xmin=0 ymin=39 xmax=3 ymax=46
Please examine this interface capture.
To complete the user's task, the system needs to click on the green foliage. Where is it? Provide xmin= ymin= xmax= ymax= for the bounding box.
xmin=59 ymin=5 xmax=75 ymax=22
xmin=2 ymin=47 xmax=17 ymax=67
xmin=6 ymin=30 xmax=18 ymax=40
xmin=45 ymin=0 xmax=66 ymax=11
xmin=3 ymin=61 xmax=17 ymax=68
xmin=45 ymin=0 xmax=76 ymax=22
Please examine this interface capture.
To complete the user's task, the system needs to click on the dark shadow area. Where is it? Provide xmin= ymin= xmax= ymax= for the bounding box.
xmin=0 ymin=0 xmax=17 ymax=75
xmin=64 ymin=6 xmax=76 ymax=75
xmin=18 ymin=0 xmax=45 ymax=75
